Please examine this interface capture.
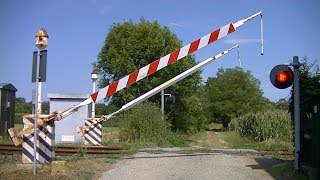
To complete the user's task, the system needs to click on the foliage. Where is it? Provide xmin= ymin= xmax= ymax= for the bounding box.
xmin=95 ymin=18 xmax=202 ymax=132
xmin=171 ymin=87 xmax=208 ymax=134
xmin=14 ymin=97 xmax=49 ymax=114
xmin=15 ymin=97 xmax=32 ymax=114
xmin=41 ymin=101 xmax=49 ymax=114
xmin=95 ymin=103 xmax=118 ymax=116
xmin=205 ymin=67 xmax=268 ymax=128
xmin=118 ymin=101 xmax=187 ymax=147
xmin=221 ymin=131 xmax=293 ymax=157
xmin=14 ymin=113 xmax=25 ymax=124
xmin=229 ymin=110 xmax=292 ymax=142
xmin=274 ymin=98 xmax=290 ymax=112
xmin=289 ymin=57 xmax=320 ymax=123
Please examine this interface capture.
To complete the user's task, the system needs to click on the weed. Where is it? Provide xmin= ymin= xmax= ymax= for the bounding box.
xmin=230 ymin=110 xmax=292 ymax=142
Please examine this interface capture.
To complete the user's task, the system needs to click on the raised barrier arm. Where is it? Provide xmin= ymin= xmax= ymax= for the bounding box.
xmin=77 ymin=45 xmax=239 ymax=136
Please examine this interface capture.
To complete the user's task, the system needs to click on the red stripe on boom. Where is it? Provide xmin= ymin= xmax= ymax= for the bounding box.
xmin=91 ymin=92 xmax=98 ymax=103
xmin=228 ymin=24 xmax=235 ymax=33
xmin=208 ymin=29 xmax=220 ymax=44
xmin=147 ymin=59 xmax=160 ymax=75
xmin=106 ymin=81 xmax=119 ymax=96
xmin=127 ymin=70 xmax=139 ymax=86
xmin=188 ymin=39 xmax=200 ymax=54
xmin=168 ymin=49 xmax=180 ymax=65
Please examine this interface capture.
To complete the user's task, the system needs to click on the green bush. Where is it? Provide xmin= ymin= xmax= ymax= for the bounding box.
xmin=14 ymin=113 xmax=25 ymax=124
xmin=102 ymin=118 xmax=122 ymax=127
xmin=229 ymin=110 xmax=292 ymax=142
xmin=118 ymin=101 xmax=187 ymax=147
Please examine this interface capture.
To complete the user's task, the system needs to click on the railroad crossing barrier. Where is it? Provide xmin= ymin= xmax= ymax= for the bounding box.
xmin=7 ymin=11 xmax=264 ymax=165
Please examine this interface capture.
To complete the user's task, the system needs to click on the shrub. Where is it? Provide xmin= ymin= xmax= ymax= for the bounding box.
xmin=118 ymin=101 xmax=187 ymax=147
xmin=230 ymin=110 xmax=292 ymax=142
xmin=14 ymin=113 xmax=25 ymax=124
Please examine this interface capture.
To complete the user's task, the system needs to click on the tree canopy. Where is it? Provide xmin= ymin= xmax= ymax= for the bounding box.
xmin=95 ymin=18 xmax=202 ymax=132
xmin=15 ymin=97 xmax=49 ymax=114
xmin=205 ymin=67 xmax=268 ymax=127
xmin=15 ymin=97 xmax=32 ymax=114
xmin=289 ymin=57 xmax=320 ymax=119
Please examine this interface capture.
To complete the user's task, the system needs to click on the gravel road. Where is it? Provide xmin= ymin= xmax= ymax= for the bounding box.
xmin=100 ymin=151 xmax=283 ymax=180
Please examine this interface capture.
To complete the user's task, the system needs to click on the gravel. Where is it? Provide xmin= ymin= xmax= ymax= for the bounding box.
xmin=100 ymin=150 xmax=282 ymax=180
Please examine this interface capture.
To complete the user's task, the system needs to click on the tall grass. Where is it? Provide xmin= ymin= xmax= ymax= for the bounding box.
xmin=229 ymin=110 xmax=292 ymax=142
xmin=117 ymin=101 xmax=187 ymax=147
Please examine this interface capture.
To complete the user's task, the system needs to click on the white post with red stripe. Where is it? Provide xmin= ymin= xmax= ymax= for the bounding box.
xmin=77 ymin=44 xmax=239 ymax=135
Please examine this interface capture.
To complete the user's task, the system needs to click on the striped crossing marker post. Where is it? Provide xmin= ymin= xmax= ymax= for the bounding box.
xmin=22 ymin=118 xmax=55 ymax=164
xmin=83 ymin=120 xmax=102 ymax=146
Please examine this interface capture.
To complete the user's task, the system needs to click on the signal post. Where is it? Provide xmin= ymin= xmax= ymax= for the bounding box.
xmin=270 ymin=56 xmax=301 ymax=172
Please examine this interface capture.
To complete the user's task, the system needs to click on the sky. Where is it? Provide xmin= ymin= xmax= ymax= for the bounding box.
xmin=1 ymin=0 xmax=319 ymax=103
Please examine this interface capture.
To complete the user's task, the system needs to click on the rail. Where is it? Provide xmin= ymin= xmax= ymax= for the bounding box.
xmin=0 ymin=144 xmax=125 ymax=155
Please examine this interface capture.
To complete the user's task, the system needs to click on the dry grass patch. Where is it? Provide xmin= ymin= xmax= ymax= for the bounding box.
xmin=0 ymin=154 xmax=121 ymax=180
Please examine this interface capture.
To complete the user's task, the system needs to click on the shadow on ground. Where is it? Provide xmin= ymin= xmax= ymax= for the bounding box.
xmin=205 ymin=128 xmax=224 ymax=132
xmin=247 ymin=157 xmax=295 ymax=180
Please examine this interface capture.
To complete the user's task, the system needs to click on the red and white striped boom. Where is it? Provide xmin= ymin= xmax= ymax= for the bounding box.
xmin=60 ymin=11 xmax=263 ymax=119
xmin=77 ymin=44 xmax=239 ymax=135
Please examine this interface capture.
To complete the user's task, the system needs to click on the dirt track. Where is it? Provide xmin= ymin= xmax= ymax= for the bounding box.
xmin=100 ymin=151 xmax=283 ymax=180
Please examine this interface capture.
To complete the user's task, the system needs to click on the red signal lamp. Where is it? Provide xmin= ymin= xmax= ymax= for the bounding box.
xmin=276 ymin=71 xmax=290 ymax=83
xmin=270 ymin=65 xmax=294 ymax=89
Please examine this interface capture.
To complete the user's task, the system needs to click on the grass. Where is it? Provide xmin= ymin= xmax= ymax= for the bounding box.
xmin=271 ymin=162 xmax=309 ymax=180
xmin=1 ymin=123 xmax=128 ymax=179
xmin=0 ymin=154 xmax=124 ymax=180
xmin=206 ymin=123 xmax=224 ymax=131
xmin=220 ymin=131 xmax=294 ymax=157
xmin=0 ymin=124 xmax=24 ymax=144
xmin=103 ymin=126 xmax=120 ymax=133
xmin=220 ymin=131 xmax=257 ymax=149
xmin=0 ymin=121 xmax=304 ymax=180
xmin=187 ymin=129 xmax=207 ymax=141
xmin=62 ymin=154 xmax=123 ymax=179
xmin=101 ymin=126 xmax=166 ymax=150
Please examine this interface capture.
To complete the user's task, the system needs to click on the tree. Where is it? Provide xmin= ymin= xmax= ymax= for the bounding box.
xmin=95 ymin=18 xmax=202 ymax=132
xmin=289 ymin=57 xmax=320 ymax=122
xmin=15 ymin=97 xmax=50 ymax=114
xmin=15 ymin=97 xmax=32 ymax=114
xmin=205 ymin=67 xmax=268 ymax=128
xmin=95 ymin=103 xmax=118 ymax=116
xmin=41 ymin=101 xmax=49 ymax=114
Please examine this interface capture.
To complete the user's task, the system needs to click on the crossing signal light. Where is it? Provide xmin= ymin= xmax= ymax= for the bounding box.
xmin=270 ymin=64 xmax=294 ymax=89
xmin=165 ymin=96 xmax=175 ymax=104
